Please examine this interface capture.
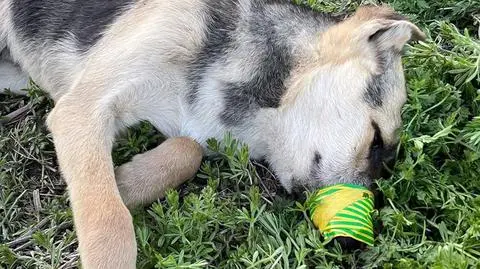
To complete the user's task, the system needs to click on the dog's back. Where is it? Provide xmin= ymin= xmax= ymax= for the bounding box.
xmin=2 ymin=0 xmax=211 ymax=99
xmin=1 ymin=0 xmax=341 ymax=140
xmin=2 ymin=0 xmax=338 ymax=101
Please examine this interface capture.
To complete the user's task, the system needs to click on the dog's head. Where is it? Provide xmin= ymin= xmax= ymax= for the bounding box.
xmin=267 ymin=6 xmax=425 ymax=193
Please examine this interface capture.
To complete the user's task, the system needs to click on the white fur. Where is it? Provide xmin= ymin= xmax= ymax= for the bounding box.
xmin=268 ymin=62 xmax=375 ymax=190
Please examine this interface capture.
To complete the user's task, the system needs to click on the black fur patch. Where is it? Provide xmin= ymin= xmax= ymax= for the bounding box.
xmin=363 ymin=121 xmax=397 ymax=179
xmin=364 ymin=74 xmax=385 ymax=107
xmin=12 ymin=0 xmax=134 ymax=52
xmin=365 ymin=23 xmax=407 ymax=108
xmin=222 ymin=2 xmax=300 ymax=124
xmin=187 ymin=1 xmax=338 ymax=126
xmin=219 ymin=32 xmax=293 ymax=126
xmin=314 ymin=151 xmax=322 ymax=164
xmin=363 ymin=50 xmax=398 ymax=108
xmin=188 ymin=0 xmax=311 ymax=126
xmin=186 ymin=0 xmax=240 ymax=105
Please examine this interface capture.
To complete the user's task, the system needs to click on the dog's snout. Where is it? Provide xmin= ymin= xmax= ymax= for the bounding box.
xmin=381 ymin=144 xmax=398 ymax=176
xmin=328 ymin=236 xmax=367 ymax=251
xmin=384 ymin=145 xmax=397 ymax=164
xmin=366 ymin=143 xmax=398 ymax=180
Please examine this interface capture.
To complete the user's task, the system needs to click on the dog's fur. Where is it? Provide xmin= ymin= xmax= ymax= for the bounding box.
xmin=0 ymin=0 xmax=425 ymax=268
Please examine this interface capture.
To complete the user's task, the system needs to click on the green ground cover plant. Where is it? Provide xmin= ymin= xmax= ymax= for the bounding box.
xmin=1 ymin=0 xmax=479 ymax=268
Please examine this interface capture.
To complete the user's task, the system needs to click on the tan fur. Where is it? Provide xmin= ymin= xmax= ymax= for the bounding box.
xmin=115 ymin=137 xmax=204 ymax=209
xmin=47 ymin=99 xmax=136 ymax=269
xmin=86 ymin=0 xmax=207 ymax=70
xmin=280 ymin=64 xmax=315 ymax=108
xmin=280 ymin=5 xmax=425 ymax=108
xmin=315 ymin=5 xmax=424 ymax=67
xmin=353 ymin=126 xmax=375 ymax=170
xmin=352 ymin=5 xmax=425 ymax=41
xmin=353 ymin=5 xmax=400 ymax=21
xmin=311 ymin=7 xmax=384 ymax=67
xmin=47 ymin=86 xmax=204 ymax=269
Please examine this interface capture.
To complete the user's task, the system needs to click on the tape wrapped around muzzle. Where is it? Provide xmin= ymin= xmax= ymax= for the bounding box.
xmin=308 ymin=184 xmax=375 ymax=246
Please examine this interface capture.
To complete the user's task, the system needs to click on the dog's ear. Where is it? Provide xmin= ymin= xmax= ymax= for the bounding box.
xmin=351 ymin=5 xmax=426 ymax=51
xmin=314 ymin=5 xmax=425 ymax=66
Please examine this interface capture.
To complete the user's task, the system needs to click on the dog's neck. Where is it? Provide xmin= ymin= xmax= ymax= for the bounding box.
xmin=184 ymin=2 xmax=341 ymax=158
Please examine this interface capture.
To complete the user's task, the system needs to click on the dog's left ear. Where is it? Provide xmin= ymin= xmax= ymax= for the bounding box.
xmin=353 ymin=5 xmax=426 ymax=51
xmin=313 ymin=5 xmax=426 ymax=67
xmin=364 ymin=20 xmax=426 ymax=52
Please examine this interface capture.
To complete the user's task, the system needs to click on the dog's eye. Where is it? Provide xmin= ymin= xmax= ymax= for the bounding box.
xmin=371 ymin=122 xmax=384 ymax=150
xmin=314 ymin=151 xmax=322 ymax=164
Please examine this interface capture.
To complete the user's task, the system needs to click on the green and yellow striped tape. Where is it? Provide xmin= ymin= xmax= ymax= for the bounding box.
xmin=308 ymin=184 xmax=375 ymax=246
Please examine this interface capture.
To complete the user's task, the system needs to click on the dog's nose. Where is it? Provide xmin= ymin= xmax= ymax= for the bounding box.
xmin=327 ymin=236 xmax=366 ymax=251
xmin=379 ymin=146 xmax=397 ymax=179
xmin=384 ymin=147 xmax=397 ymax=167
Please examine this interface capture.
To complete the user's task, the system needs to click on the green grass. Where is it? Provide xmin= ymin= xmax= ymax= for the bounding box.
xmin=1 ymin=0 xmax=480 ymax=268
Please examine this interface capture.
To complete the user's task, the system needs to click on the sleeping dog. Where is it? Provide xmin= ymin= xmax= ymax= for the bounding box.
xmin=0 ymin=0 xmax=425 ymax=268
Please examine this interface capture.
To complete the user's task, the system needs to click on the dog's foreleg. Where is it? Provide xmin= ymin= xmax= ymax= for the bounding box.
xmin=115 ymin=137 xmax=203 ymax=209
xmin=47 ymin=93 xmax=136 ymax=269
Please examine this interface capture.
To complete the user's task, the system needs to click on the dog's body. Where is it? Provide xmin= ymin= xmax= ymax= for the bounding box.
xmin=0 ymin=0 xmax=424 ymax=268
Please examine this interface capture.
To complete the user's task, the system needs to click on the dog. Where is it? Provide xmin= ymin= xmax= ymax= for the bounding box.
xmin=0 ymin=0 xmax=425 ymax=268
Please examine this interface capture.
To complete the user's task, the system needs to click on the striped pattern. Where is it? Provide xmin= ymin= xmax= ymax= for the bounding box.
xmin=309 ymin=184 xmax=375 ymax=246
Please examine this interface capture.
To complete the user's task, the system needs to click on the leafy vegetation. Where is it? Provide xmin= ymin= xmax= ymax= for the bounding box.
xmin=1 ymin=0 xmax=479 ymax=268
